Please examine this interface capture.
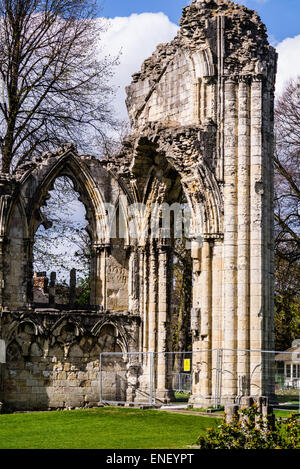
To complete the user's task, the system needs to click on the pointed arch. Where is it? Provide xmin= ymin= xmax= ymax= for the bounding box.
xmin=91 ymin=319 xmax=128 ymax=353
xmin=21 ymin=150 xmax=110 ymax=245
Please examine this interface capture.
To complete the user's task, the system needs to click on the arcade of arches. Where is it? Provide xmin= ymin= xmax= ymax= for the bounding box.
xmin=0 ymin=0 xmax=277 ymax=410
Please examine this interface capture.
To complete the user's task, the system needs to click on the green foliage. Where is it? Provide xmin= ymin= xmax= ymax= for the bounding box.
xmin=197 ymin=405 xmax=300 ymax=449
xmin=275 ymin=291 xmax=300 ymax=351
xmin=75 ymin=277 xmax=91 ymax=306
xmin=172 ymin=238 xmax=193 ymax=352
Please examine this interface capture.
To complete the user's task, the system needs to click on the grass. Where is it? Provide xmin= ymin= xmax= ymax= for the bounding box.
xmin=0 ymin=407 xmax=220 ymax=450
xmin=276 ymin=392 xmax=299 ymax=406
xmin=174 ymin=392 xmax=190 ymax=402
xmin=274 ymin=409 xmax=299 ymax=418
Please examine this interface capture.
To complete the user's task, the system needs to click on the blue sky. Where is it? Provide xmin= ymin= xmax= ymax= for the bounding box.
xmin=100 ymin=0 xmax=300 ymax=43
xmin=98 ymin=0 xmax=300 ymax=120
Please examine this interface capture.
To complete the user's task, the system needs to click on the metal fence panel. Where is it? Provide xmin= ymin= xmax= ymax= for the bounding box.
xmin=99 ymin=349 xmax=300 ymax=410
xmin=99 ymin=352 xmax=155 ymax=405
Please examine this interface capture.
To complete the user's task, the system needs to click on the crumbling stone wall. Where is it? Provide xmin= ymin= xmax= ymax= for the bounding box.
xmin=0 ymin=145 xmax=141 ymax=410
xmin=1 ymin=312 xmax=140 ymax=410
xmin=106 ymin=0 xmax=277 ymax=406
xmin=0 ymin=0 xmax=277 ymax=410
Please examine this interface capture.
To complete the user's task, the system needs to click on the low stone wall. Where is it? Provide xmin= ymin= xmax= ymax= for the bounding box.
xmin=0 ymin=310 xmax=140 ymax=411
xmin=4 ymin=354 xmax=101 ymax=410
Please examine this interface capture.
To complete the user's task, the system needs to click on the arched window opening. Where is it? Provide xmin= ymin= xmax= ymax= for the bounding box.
xmin=169 ymin=193 xmax=193 ymax=400
xmin=33 ymin=176 xmax=91 ymax=308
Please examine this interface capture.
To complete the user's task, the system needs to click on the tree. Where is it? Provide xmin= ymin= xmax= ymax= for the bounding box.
xmin=275 ymin=78 xmax=300 ymax=265
xmin=32 ymin=121 xmax=131 ymax=283
xmin=172 ymin=238 xmax=192 ymax=353
xmin=0 ymin=0 xmax=118 ymax=173
xmin=34 ymin=176 xmax=91 ymax=281
xmin=274 ymin=77 xmax=300 ymax=350
xmin=274 ymin=254 xmax=300 ymax=351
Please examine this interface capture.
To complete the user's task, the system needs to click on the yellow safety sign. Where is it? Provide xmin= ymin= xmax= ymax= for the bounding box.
xmin=184 ymin=359 xmax=191 ymax=372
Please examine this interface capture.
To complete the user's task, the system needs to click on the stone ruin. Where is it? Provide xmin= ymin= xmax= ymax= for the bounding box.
xmin=0 ymin=0 xmax=277 ymax=410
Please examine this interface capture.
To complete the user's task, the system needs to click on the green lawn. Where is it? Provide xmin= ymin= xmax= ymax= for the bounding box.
xmin=0 ymin=407 xmax=220 ymax=449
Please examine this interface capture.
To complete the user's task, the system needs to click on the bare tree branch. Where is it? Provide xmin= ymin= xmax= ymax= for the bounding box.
xmin=0 ymin=0 xmax=119 ymax=173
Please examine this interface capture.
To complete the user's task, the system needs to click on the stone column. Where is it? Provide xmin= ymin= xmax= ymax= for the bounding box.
xmin=264 ymin=82 xmax=276 ymax=399
xmin=139 ymin=245 xmax=148 ymax=355
xmin=69 ymin=268 xmax=76 ymax=306
xmin=211 ymin=239 xmax=224 ymax=350
xmin=250 ymin=77 xmax=264 ymax=396
xmin=138 ymin=243 xmax=151 ymax=393
xmin=90 ymin=243 xmax=109 ymax=309
xmin=49 ymin=272 xmax=56 ymax=306
xmin=156 ymin=237 xmax=172 ymax=401
xmin=0 ymin=191 xmax=13 ymax=311
xmin=128 ymin=247 xmax=139 ymax=314
xmin=198 ymin=240 xmax=213 ymax=401
xmin=23 ymin=237 xmax=34 ymax=308
xmin=190 ymin=239 xmax=202 ymax=404
xmin=193 ymin=79 xmax=201 ymax=125
xmin=147 ymin=241 xmax=158 ymax=398
xmin=90 ymin=245 xmax=99 ymax=306
xmin=148 ymin=241 xmax=157 ymax=354
xmin=211 ymin=239 xmax=223 ymax=394
xmin=223 ymin=77 xmax=238 ymax=401
xmin=237 ymin=77 xmax=251 ymax=395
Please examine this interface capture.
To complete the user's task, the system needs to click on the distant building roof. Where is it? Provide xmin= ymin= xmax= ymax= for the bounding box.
xmin=275 ymin=343 xmax=300 ymax=362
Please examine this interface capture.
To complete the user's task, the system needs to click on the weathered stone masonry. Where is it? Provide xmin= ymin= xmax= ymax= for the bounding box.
xmin=0 ymin=0 xmax=277 ymax=409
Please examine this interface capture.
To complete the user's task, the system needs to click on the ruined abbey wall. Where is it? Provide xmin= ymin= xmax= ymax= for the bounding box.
xmin=0 ymin=0 xmax=277 ymax=410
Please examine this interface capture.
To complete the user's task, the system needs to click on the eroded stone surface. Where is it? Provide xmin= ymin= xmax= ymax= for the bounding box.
xmin=0 ymin=0 xmax=277 ymax=410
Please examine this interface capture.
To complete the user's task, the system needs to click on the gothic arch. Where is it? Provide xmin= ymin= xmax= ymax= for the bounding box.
xmin=20 ymin=150 xmax=110 ymax=244
xmin=91 ymin=320 xmax=128 ymax=354
xmin=51 ymin=317 xmax=84 ymax=338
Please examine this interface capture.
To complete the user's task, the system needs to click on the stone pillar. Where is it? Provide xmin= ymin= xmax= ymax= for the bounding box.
xmin=90 ymin=243 xmax=109 ymax=309
xmin=199 ymin=240 xmax=213 ymax=400
xmin=193 ymin=79 xmax=201 ymax=125
xmin=0 ymin=191 xmax=13 ymax=311
xmin=190 ymin=239 xmax=213 ymax=406
xmin=49 ymin=272 xmax=56 ymax=306
xmin=138 ymin=243 xmax=151 ymax=393
xmin=223 ymin=77 xmax=238 ymax=401
xmin=148 ymin=242 xmax=157 ymax=354
xmin=23 ymin=237 xmax=35 ymax=307
xmin=156 ymin=237 xmax=172 ymax=401
xmin=90 ymin=245 xmax=99 ymax=306
xmin=128 ymin=247 xmax=139 ymax=314
xmin=211 ymin=239 xmax=223 ymax=394
xmin=190 ymin=238 xmax=201 ymax=400
xmin=139 ymin=245 xmax=148 ymax=354
xmin=250 ymin=77 xmax=264 ymax=396
xmin=237 ymin=77 xmax=251 ymax=395
xmin=265 ymin=82 xmax=276 ymax=399
xmin=69 ymin=268 xmax=76 ymax=306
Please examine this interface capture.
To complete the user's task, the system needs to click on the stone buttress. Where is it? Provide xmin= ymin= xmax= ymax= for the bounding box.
xmin=0 ymin=0 xmax=277 ymax=410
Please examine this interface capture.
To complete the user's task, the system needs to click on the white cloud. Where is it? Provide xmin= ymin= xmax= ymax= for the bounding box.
xmin=100 ymin=13 xmax=179 ymax=121
xmin=276 ymin=35 xmax=300 ymax=95
xmin=100 ymin=11 xmax=300 ymax=113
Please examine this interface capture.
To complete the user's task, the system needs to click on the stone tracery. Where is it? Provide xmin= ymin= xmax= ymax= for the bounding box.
xmin=0 ymin=0 xmax=277 ymax=410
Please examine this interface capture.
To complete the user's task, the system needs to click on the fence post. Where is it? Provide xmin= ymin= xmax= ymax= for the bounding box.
xmin=99 ymin=353 xmax=103 ymax=404
xmin=149 ymin=352 xmax=155 ymax=406
xmin=214 ymin=348 xmax=223 ymax=409
xmin=214 ymin=348 xmax=220 ymax=409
